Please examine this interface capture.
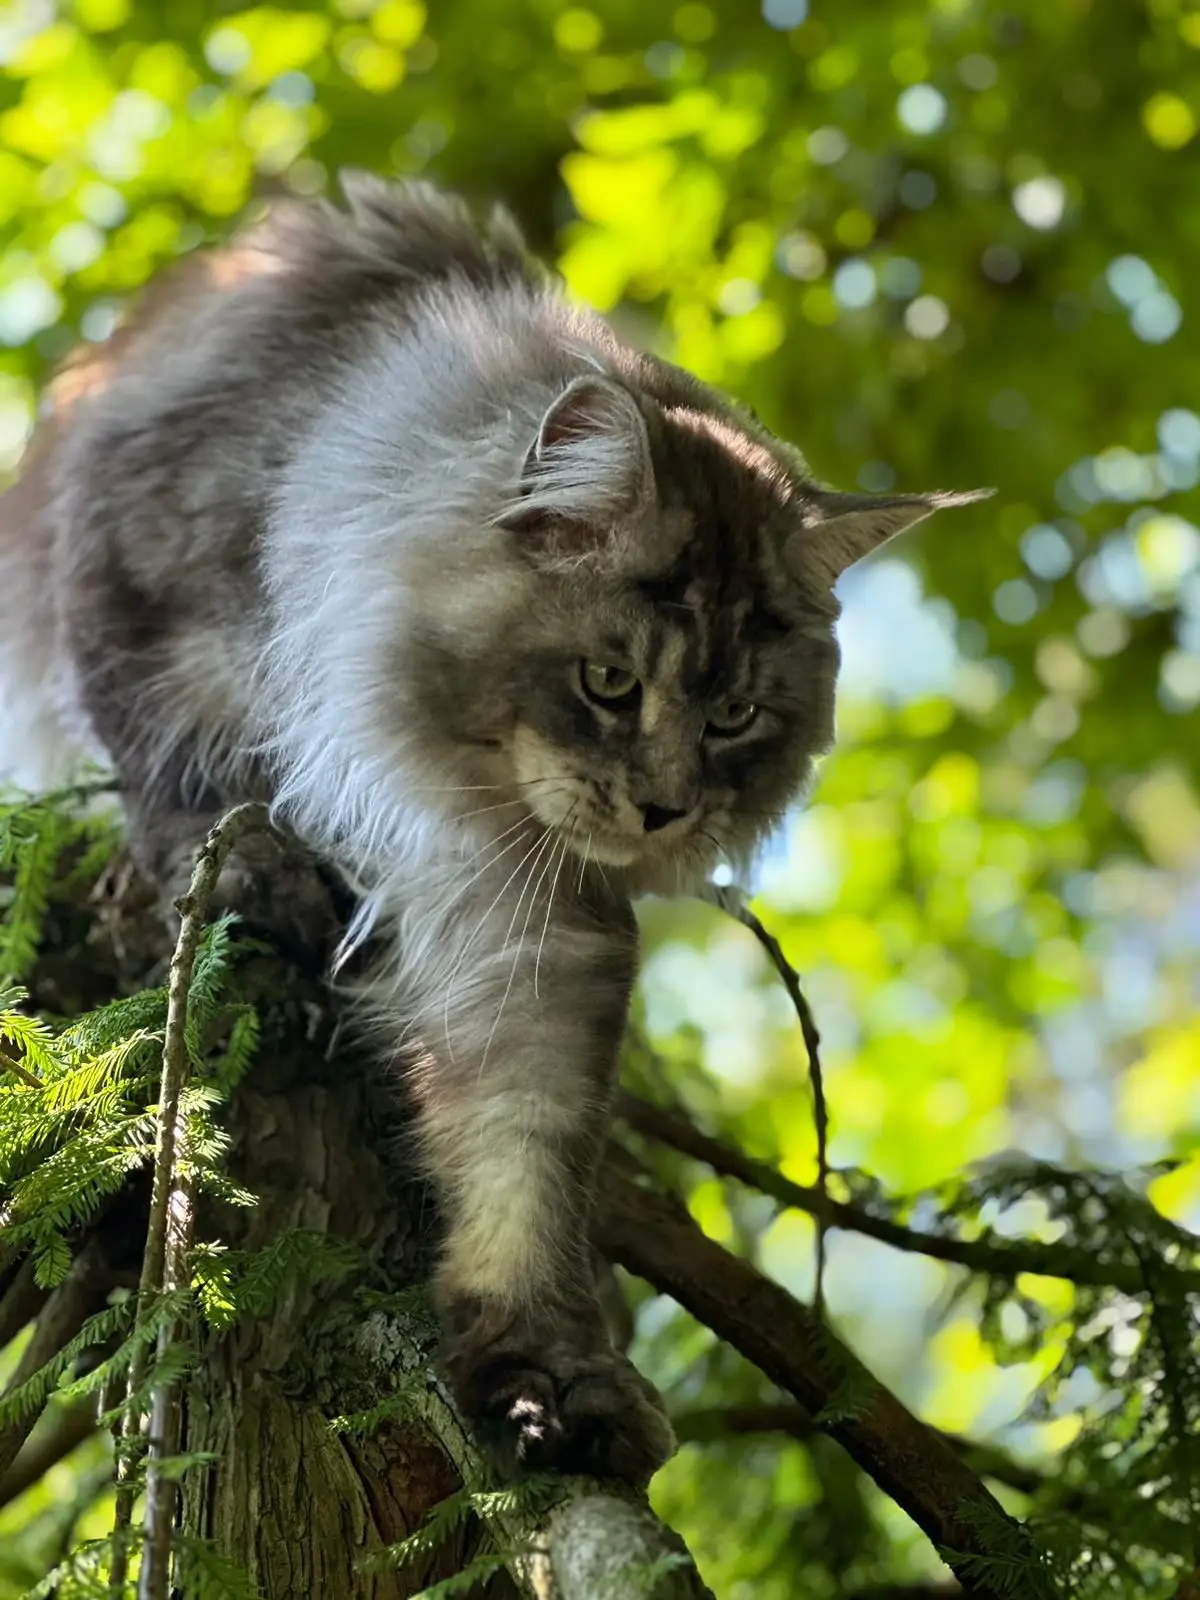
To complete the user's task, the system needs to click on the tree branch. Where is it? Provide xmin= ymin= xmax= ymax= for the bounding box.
xmin=0 ymin=1399 xmax=96 ymax=1509
xmin=367 ymin=1302 xmax=717 ymax=1599
xmin=614 ymin=1089 xmax=1194 ymax=1298
xmin=670 ymin=1404 xmax=1048 ymax=1500
xmin=0 ymin=1045 xmax=41 ymax=1087
xmin=0 ymin=1256 xmax=49 ymax=1352
xmin=0 ymin=1235 xmax=110 ymax=1482
xmin=597 ymin=1153 xmax=1058 ymax=1600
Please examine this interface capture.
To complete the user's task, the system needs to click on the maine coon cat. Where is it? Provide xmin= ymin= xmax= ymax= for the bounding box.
xmin=0 ymin=174 xmax=990 ymax=1484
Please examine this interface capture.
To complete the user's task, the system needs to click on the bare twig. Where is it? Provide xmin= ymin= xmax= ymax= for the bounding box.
xmin=597 ymin=1152 xmax=1059 ymax=1600
xmin=614 ymin=1090 xmax=1196 ymax=1298
xmin=110 ymin=803 xmax=270 ymax=1600
xmin=709 ymin=888 xmax=830 ymax=1307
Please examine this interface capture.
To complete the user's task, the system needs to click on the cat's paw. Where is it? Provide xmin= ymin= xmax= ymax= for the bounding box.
xmin=159 ymin=826 xmax=340 ymax=960
xmin=443 ymin=1318 xmax=676 ymax=1487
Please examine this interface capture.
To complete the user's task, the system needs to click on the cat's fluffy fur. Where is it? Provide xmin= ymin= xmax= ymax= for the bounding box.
xmin=0 ymin=174 xmax=989 ymax=1483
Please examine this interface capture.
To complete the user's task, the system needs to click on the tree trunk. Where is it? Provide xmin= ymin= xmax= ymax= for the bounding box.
xmin=177 ymin=980 xmax=489 ymax=1598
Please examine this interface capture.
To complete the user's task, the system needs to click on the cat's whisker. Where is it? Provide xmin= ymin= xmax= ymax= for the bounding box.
xmin=424 ymin=815 xmax=537 ymax=934
xmin=479 ymin=823 xmax=560 ymax=1079
xmin=440 ymin=825 xmax=549 ymax=1055
xmin=576 ymin=833 xmax=592 ymax=895
xmin=535 ymin=813 xmax=577 ymax=1000
xmin=451 ymin=798 xmax=529 ymax=822
xmin=407 ymin=778 xmax=564 ymax=794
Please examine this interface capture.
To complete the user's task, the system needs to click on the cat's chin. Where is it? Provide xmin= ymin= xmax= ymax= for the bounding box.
xmin=566 ymin=826 xmax=716 ymax=887
xmin=572 ymin=831 xmax=643 ymax=869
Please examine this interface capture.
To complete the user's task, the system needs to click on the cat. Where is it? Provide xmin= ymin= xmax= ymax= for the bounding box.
xmin=0 ymin=173 xmax=990 ymax=1485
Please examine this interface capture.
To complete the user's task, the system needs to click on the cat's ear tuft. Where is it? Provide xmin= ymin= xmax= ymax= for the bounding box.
xmin=496 ymin=375 xmax=655 ymax=541
xmin=786 ymin=485 xmax=995 ymax=588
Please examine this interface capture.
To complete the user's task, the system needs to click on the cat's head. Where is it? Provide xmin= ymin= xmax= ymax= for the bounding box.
xmin=407 ymin=370 xmax=989 ymax=890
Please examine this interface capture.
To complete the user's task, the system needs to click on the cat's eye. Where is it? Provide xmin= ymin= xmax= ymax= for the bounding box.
xmin=707 ymin=699 xmax=759 ymax=736
xmin=580 ymin=661 xmax=641 ymax=707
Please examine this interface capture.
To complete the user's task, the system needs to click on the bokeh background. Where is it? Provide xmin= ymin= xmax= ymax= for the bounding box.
xmin=1 ymin=0 xmax=1197 ymax=1595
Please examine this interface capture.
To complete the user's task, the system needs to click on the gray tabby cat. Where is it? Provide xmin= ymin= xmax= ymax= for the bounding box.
xmin=0 ymin=174 xmax=990 ymax=1484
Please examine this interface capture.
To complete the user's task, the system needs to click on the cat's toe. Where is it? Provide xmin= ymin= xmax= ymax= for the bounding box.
xmin=458 ymin=1355 xmax=568 ymax=1478
xmin=555 ymin=1353 xmax=676 ymax=1485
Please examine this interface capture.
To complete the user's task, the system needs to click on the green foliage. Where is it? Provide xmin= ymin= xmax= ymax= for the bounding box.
xmin=192 ymin=1228 xmax=361 ymax=1333
xmin=0 ymin=1301 xmax=132 ymax=1427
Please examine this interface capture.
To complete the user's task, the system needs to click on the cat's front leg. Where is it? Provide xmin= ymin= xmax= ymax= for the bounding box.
xmin=390 ymin=868 xmax=675 ymax=1486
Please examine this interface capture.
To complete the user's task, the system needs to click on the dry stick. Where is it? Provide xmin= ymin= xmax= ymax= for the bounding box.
xmin=109 ymin=803 xmax=270 ymax=1600
xmin=613 ymin=1090 xmax=1195 ymax=1298
xmin=709 ymin=889 xmax=830 ymax=1309
xmin=597 ymin=1153 xmax=1060 ymax=1600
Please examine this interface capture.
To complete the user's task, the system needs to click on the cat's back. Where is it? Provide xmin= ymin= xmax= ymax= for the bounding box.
xmin=0 ymin=176 xmax=536 ymax=792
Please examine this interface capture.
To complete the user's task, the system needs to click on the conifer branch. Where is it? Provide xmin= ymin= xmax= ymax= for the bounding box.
xmin=0 ymin=1398 xmax=96 ymax=1508
xmin=111 ymin=803 xmax=270 ymax=1600
xmin=597 ymin=1151 xmax=1059 ymax=1600
xmin=614 ymin=1090 xmax=1198 ymax=1298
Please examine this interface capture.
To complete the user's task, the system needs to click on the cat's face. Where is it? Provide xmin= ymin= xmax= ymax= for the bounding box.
xmin=402 ymin=371 xmax=988 ymax=887
xmin=504 ymin=635 xmax=832 ymax=878
xmin=498 ymin=538 xmax=838 ymax=882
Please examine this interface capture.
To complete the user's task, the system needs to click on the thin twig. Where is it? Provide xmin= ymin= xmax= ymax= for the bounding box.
xmin=613 ymin=1091 xmax=1199 ymax=1298
xmin=708 ymin=888 xmax=829 ymax=1310
xmin=0 ymin=1045 xmax=41 ymax=1088
xmin=110 ymin=803 xmax=269 ymax=1600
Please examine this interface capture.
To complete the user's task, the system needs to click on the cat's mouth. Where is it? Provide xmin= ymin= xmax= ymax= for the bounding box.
xmin=508 ymin=726 xmax=708 ymax=870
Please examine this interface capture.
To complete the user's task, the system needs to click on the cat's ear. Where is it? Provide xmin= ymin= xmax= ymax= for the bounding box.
xmin=496 ymin=375 xmax=654 ymax=542
xmin=786 ymin=485 xmax=994 ymax=588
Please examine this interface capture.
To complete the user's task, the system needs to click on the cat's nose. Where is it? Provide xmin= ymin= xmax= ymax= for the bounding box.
xmin=641 ymin=803 xmax=690 ymax=833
